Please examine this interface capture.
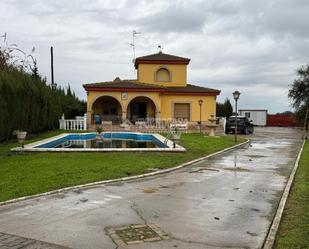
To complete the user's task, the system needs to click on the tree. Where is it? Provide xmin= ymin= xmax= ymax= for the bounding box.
xmin=216 ymin=98 xmax=233 ymax=118
xmin=0 ymin=34 xmax=86 ymax=141
xmin=276 ymin=111 xmax=293 ymax=115
xmin=66 ymin=84 xmax=73 ymax=97
xmin=288 ymin=64 xmax=309 ymax=123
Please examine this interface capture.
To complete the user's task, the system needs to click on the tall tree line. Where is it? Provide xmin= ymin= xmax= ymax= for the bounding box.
xmin=216 ymin=98 xmax=233 ymax=118
xmin=0 ymin=36 xmax=86 ymax=142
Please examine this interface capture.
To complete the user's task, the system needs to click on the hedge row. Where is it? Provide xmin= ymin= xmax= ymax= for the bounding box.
xmin=0 ymin=69 xmax=86 ymax=142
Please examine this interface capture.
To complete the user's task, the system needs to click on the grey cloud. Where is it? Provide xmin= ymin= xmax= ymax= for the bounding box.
xmin=132 ymin=1 xmax=208 ymax=33
xmin=1 ymin=0 xmax=309 ymax=113
xmin=208 ymin=0 xmax=309 ymax=40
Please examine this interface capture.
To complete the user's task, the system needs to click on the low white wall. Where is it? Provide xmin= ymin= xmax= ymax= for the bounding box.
xmin=59 ymin=114 xmax=87 ymax=130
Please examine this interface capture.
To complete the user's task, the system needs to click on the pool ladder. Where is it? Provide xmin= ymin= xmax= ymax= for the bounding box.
xmin=164 ymin=131 xmax=173 ymax=145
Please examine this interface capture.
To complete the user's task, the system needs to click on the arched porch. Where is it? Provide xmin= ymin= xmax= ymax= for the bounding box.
xmin=126 ymin=96 xmax=157 ymax=124
xmin=91 ymin=96 xmax=122 ymax=124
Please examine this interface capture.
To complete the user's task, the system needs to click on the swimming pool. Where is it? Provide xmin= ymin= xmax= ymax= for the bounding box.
xmin=11 ymin=132 xmax=185 ymax=152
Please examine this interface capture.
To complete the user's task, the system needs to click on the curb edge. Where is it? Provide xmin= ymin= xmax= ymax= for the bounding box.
xmin=262 ymin=139 xmax=306 ymax=249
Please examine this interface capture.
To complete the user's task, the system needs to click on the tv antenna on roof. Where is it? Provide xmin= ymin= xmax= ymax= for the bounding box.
xmin=130 ymin=30 xmax=141 ymax=63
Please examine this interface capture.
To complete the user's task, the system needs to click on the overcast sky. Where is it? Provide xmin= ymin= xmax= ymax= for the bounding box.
xmin=1 ymin=0 xmax=309 ymax=113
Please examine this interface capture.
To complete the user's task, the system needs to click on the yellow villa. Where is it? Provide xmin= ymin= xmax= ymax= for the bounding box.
xmin=83 ymin=52 xmax=220 ymax=128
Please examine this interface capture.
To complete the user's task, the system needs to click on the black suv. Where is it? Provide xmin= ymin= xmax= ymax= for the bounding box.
xmin=225 ymin=116 xmax=254 ymax=134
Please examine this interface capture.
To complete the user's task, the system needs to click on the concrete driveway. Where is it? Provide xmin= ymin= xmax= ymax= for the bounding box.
xmin=0 ymin=127 xmax=303 ymax=249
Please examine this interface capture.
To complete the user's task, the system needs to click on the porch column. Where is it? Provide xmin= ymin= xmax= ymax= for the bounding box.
xmin=86 ymin=110 xmax=92 ymax=128
xmin=155 ymin=111 xmax=161 ymax=123
xmin=122 ymin=111 xmax=127 ymax=122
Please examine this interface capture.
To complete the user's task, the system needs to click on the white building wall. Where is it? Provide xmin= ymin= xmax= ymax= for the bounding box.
xmin=239 ymin=110 xmax=267 ymax=126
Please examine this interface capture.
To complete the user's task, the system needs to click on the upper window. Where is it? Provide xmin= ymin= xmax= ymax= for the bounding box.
xmin=155 ymin=68 xmax=171 ymax=82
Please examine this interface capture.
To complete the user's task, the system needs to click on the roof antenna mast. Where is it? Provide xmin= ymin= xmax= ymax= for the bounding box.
xmin=130 ymin=30 xmax=141 ymax=64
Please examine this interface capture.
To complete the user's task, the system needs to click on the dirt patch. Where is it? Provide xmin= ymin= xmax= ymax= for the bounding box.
xmin=142 ymin=188 xmax=157 ymax=194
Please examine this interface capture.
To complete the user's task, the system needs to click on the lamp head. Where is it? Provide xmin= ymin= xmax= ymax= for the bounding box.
xmin=233 ymin=90 xmax=241 ymax=101
xmin=198 ymin=99 xmax=203 ymax=106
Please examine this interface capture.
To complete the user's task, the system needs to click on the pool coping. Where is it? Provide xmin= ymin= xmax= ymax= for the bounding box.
xmin=1 ymin=139 xmax=249 ymax=206
xmin=10 ymin=132 xmax=186 ymax=152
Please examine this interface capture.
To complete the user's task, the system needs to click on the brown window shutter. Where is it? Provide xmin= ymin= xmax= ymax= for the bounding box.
xmin=174 ymin=103 xmax=190 ymax=121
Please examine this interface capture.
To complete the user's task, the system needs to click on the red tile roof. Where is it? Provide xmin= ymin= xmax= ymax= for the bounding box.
xmin=134 ymin=52 xmax=190 ymax=69
xmin=84 ymin=80 xmax=163 ymax=89
xmin=83 ymin=80 xmax=220 ymax=96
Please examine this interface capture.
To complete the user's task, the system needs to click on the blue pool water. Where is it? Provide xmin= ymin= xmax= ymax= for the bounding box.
xmin=35 ymin=133 xmax=167 ymax=149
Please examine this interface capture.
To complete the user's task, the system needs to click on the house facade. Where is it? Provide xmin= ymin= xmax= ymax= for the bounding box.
xmin=83 ymin=52 xmax=220 ymax=126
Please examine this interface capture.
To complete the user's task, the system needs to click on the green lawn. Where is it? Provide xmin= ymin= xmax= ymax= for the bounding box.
xmin=0 ymin=130 xmax=244 ymax=202
xmin=274 ymin=141 xmax=309 ymax=248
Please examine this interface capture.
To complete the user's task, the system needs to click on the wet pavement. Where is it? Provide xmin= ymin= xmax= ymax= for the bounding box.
xmin=0 ymin=127 xmax=303 ymax=249
xmin=0 ymin=232 xmax=70 ymax=249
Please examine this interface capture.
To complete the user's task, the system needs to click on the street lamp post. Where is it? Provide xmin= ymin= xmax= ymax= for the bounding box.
xmin=198 ymin=99 xmax=203 ymax=134
xmin=232 ymin=91 xmax=241 ymax=143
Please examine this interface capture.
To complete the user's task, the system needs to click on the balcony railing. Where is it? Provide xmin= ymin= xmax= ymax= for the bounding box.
xmin=59 ymin=114 xmax=87 ymax=130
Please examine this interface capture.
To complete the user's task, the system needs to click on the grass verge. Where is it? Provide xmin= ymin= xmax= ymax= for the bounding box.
xmin=274 ymin=141 xmax=309 ymax=248
xmin=0 ymin=130 xmax=245 ymax=202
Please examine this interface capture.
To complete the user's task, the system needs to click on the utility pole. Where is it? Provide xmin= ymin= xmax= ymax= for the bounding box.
xmin=50 ymin=46 xmax=55 ymax=89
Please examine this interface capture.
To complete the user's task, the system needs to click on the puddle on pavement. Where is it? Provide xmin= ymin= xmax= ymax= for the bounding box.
xmin=250 ymin=142 xmax=289 ymax=150
xmin=222 ymin=154 xmax=251 ymax=172
xmin=72 ymin=189 xmax=83 ymax=194
xmin=245 ymin=154 xmax=267 ymax=158
xmin=78 ymin=197 xmax=88 ymax=203
xmin=247 ymin=231 xmax=258 ymax=236
xmin=52 ymin=193 xmax=66 ymax=199
xmin=224 ymin=167 xmax=251 ymax=172
xmin=189 ymin=168 xmax=220 ymax=173
xmin=251 ymin=208 xmax=260 ymax=212
xmin=147 ymin=181 xmax=187 ymax=191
